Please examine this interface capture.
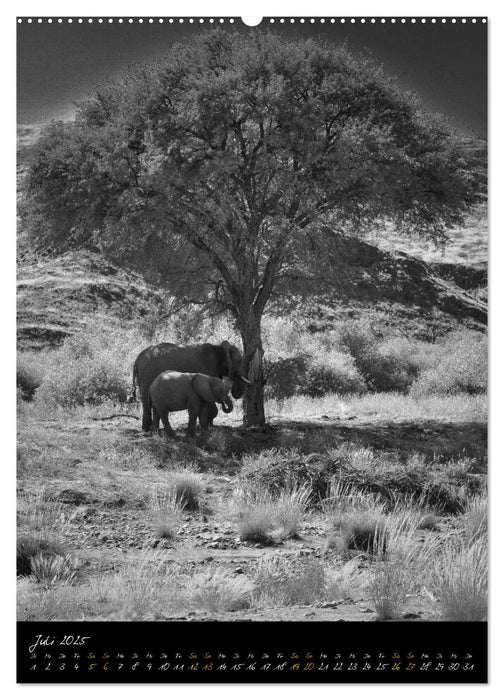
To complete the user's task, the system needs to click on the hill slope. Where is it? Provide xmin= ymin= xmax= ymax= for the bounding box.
xmin=17 ymin=235 xmax=486 ymax=350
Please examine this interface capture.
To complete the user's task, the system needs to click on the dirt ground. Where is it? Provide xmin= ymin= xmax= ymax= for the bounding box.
xmin=16 ymin=401 xmax=487 ymax=622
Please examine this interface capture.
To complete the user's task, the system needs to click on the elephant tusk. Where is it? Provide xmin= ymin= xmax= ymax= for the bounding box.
xmin=238 ymin=375 xmax=251 ymax=385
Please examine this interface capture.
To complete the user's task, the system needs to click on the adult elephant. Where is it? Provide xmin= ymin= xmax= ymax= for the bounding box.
xmin=132 ymin=340 xmax=248 ymax=432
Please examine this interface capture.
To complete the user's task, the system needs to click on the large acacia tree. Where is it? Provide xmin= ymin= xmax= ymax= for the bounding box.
xmin=22 ymin=30 xmax=485 ymax=426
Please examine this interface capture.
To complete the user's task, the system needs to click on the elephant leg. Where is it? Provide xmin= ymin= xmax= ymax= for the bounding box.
xmin=186 ymin=401 xmax=199 ymax=437
xmin=151 ymin=407 xmax=161 ymax=437
xmin=160 ymin=411 xmax=176 ymax=439
xmin=206 ymin=401 xmax=218 ymax=427
xmin=141 ymin=386 xmax=152 ymax=432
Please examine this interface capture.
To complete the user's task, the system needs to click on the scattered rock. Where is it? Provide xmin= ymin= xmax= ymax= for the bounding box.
xmin=233 ymin=567 xmax=244 ymax=574
xmin=317 ymin=601 xmax=340 ymax=609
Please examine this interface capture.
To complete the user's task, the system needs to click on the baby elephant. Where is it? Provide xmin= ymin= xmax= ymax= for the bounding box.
xmin=149 ymin=371 xmax=233 ymax=438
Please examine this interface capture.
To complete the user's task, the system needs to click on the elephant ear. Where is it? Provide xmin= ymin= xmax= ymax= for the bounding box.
xmin=192 ymin=374 xmax=215 ymax=404
xmin=220 ymin=340 xmax=235 ymax=379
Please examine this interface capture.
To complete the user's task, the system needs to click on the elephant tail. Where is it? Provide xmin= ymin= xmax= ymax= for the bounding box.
xmin=129 ymin=360 xmax=138 ymax=404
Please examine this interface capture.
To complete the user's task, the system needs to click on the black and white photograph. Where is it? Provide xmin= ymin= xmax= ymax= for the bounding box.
xmin=16 ymin=13 xmax=488 ymax=682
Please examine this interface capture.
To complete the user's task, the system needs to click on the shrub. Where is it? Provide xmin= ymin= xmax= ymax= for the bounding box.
xmin=339 ymin=322 xmax=421 ymax=392
xmin=30 ymin=324 xmax=147 ymax=407
xmin=241 ymin=448 xmax=334 ymax=503
xmin=410 ymin=331 xmax=487 ymax=396
xmin=302 ymin=353 xmax=366 ymax=397
xmin=264 ymin=351 xmax=365 ymax=401
xmin=17 ymin=353 xmax=45 ymax=400
xmin=36 ymin=356 xmax=129 ymax=406
xmin=241 ymin=446 xmax=484 ymax=513
xmin=264 ymin=355 xmax=309 ymax=400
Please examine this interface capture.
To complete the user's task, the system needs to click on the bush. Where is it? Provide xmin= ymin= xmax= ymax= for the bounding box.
xmin=264 ymin=355 xmax=309 ymax=400
xmin=302 ymin=353 xmax=366 ymax=397
xmin=36 ymin=358 xmax=129 ymax=406
xmin=264 ymin=350 xmax=365 ymax=401
xmin=17 ymin=353 xmax=45 ymax=401
xmin=410 ymin=331 xmax=487 ymax=396
xmin=339 ymin=322 xmax=421 ymax=392
xmin=32 ymin=325 xmax=139 ymax=407
xmin=241 ymin=446 xmax=485 ymax=513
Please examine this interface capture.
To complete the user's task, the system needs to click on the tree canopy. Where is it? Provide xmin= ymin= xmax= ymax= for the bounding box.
xmin=21 ymin=29 xmax=486 ymax=425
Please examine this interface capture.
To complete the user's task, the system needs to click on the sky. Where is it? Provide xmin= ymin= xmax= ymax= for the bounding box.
xmin=17 ymin=18 xmax=487 ymax=135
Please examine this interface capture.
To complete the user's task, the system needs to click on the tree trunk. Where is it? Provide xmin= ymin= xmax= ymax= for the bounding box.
xmin=240 ymin=314 xmax=266 ymax=427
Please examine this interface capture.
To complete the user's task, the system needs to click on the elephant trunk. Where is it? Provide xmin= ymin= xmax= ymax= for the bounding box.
xmin=220 ymin=398 xmax=233 ymax=414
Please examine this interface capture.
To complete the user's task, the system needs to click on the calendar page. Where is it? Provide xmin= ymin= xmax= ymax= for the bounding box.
xmin=16 ymin=14 xmax=487 ymax=683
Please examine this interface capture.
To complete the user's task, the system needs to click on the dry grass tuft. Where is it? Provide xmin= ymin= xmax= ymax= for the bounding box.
xmin=169 ymin=470 xmax=204 ymax=511
xmin=251 ymin=555 xmax=326 ymax=608
xmin=235 ymin=484 xmax=309 ymax=543
xmin=428 ymin=534 xmax=487 ymax=621
xmin=17 ymin=534 xmax=67 ymax=577
xmin=463 ymin=494 xmax=487 ymax=544
xmin=189 ymin=569 xmax=253 ymax=612
xmin=150 ymin=487 xmax=184 ymax=540
xmin=29 ymin=552 xmax=79 ymax=588
xmin=366 ymin=561 xmax=410 ymax=620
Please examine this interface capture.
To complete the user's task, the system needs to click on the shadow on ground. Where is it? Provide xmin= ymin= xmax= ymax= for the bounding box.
xmin=121 ymin=415 xmax=486 ymax=470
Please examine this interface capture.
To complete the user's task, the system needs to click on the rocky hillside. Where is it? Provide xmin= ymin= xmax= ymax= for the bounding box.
xmin=16 ymin=233 xmax=487 ymax=350
xmin=16 ymin=125 xmax=487 ymax=350
xmin=17 ymin=251 xmax=165 ymax=349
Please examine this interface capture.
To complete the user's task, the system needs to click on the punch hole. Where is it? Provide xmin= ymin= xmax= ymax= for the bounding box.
xmin=242 ymin=17 xmax=262 ymax=26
